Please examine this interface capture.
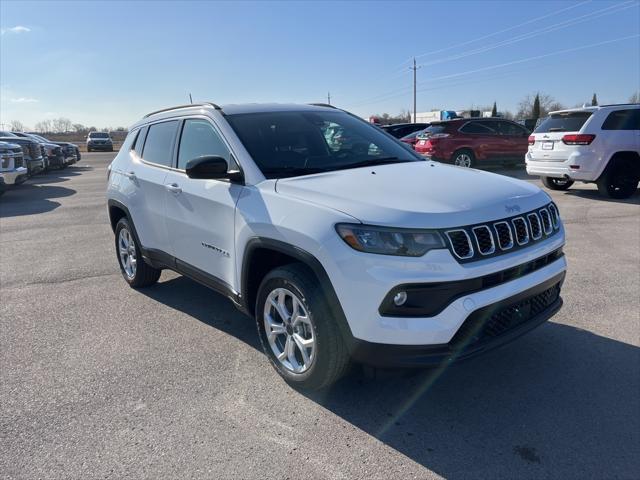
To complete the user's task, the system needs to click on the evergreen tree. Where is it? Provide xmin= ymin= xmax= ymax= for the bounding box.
xmin=591 ymin=93 xmax=598 ymax=106
xmin=491 ymin=102 xmax=498 ymax=117
xmin=532 ymin=94 xmax=541 ymax=120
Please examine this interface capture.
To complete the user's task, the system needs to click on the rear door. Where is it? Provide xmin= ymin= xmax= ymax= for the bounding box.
xmin=600 ymin=108 xmax=640 ymax=152
xmin=530 ymin=111 xmax=593 ymax=161
xmin=497 ymin=121 xmax=530 ymax=162
xmin=126 ymin=121 xmax=179 ymax=253
xmin=163 ymin=117 xmax=244 ymax=290
xmin=458 ymin=121 xmax=500 ymax=161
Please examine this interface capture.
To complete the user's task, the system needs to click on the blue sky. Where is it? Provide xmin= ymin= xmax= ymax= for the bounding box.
xmin=1 ymin=0 xmax=639 ymax=129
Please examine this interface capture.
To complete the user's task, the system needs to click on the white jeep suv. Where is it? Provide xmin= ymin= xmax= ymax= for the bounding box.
xmin=526 ymin=104 xmax=639 ymax=198
xmin=107 ymin=103 xmax=567 ymax=390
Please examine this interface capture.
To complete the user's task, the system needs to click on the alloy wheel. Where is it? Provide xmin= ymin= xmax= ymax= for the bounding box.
xmin=118 ymin=228 xmax=137 ymax=279
xmin=263 ymin=288 xmax=315 ymax=374
xmin=455 ymin=153 xmax=472 ymax=167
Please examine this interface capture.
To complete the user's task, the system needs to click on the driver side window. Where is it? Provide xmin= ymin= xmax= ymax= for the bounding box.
xmin=177 ymin=119 xmax=234 ymax=171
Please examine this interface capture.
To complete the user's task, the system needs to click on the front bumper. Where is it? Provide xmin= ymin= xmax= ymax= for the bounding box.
xmin=350 ymin=272 xmax=564 ymax=367
xmin=88 ymin=143 xmax=113 ymax=150
xmin=323 ymin=227 xmax=566 ymax=346
xmin=0 ymin=167 xmax=28 ymax=186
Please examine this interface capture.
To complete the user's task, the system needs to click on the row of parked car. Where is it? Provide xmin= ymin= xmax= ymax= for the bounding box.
xmin=380 ymin=103 xmax=640 ymax=199
xmin=0 ymin=131 xmax=81 ymax=196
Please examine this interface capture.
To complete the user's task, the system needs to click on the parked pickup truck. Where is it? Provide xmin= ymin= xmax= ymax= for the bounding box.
xmin=0 ymin=141 xmax=28 ymax=194
xmin=0 ymin=131 xmax=45 ymax=176
xmin=12 ymin=132 xmax=66 ymax=168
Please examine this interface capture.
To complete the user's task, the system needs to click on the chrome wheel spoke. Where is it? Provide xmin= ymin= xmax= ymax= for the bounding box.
xmin=293 ymin=333 xmax=312 ymax=365
xmin=263 ymin=287 xmax=315 ymax=374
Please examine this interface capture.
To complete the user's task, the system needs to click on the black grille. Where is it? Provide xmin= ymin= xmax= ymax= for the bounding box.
xmin=548 ymin=204 xmax=559 ymax=229
xmin=539 ymin=209 xmax=552 ymax=234
xmin=450 ymin=281 xmax=561 ymax=347
xmin=494 ymin=222 xmax=513 ymax=250
xmin=472 ymin=226 xmax=494 ymax=255
xmin=527 ymin=213 xmax=542 ymax=239
xmin=14 ymin=154 xmax=24 ymax=168
xmin=512 ymin=217 xmax=529 ymax=245
xmin=446 ymin=230 xmax=473 ymax=259
xmin=443 ymin=203 xmax=560 ymax=263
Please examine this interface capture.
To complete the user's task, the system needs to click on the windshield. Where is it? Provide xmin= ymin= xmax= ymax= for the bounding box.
xmin=90 ymin=132 xmax=110 ymax=138
xmin=535 ymin=112 xmax=592 ymax=133
xmin=0 ymin=131 xmax=18 ymax=137
xmin=226 ymin=110 xmax=422 ymax=178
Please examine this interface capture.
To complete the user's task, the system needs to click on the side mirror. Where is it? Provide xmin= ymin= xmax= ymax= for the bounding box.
xmin=185 ymin=155 xmax=229 ymax=179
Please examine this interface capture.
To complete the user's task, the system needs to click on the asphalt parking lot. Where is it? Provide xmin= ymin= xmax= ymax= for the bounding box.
xmin=1 ymin=152 xmax=638 ymax=480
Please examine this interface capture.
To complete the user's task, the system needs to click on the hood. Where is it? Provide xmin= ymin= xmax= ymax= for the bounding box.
xmin=275 ymin=161 xmax=549 ymax=228
xmin=0 ymin=141 xmax=21 ymax=149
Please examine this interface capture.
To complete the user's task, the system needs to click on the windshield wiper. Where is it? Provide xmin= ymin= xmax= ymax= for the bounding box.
xmin=333 ymin=157 xmax=409 ymax=171
xmin=263 ymin=167 xmax=328 ymax=178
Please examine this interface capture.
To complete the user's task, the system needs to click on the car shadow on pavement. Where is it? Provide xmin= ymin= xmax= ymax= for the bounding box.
xmin=139 ymin=273 xmax=638 ymax=478
xmin=140 ymin=275 xmax=261 ymax=350
xmin=0 ymin=183 xmax=76 ymax=217
xmin=306 ymin=322 xmax=639 ymax=479
xmin=563 ymin=188 xmax=640 ymax=204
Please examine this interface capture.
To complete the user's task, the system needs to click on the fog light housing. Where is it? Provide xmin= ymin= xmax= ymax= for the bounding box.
xmin=393 ymin=291 xmax=408 ymax=306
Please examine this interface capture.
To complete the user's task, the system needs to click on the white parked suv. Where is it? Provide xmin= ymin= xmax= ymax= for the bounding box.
xmin=526 ymin=104 xmax=640 ymax=198
xmin=107 ymin=103 xmax=567 ymax=389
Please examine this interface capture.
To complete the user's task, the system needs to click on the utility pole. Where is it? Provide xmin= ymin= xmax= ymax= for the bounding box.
xmin=327 ymin=91 xmax=331 ymax=105
xmin=410 ymin=58 xmax=420 ymax=123
xmin=189 ymin=93 xmax=193 ymax=104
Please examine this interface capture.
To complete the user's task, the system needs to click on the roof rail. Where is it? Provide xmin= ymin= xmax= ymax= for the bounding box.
xmin=600 ymin=103 xmax=640 ymax=107
xmin=144 ymin=102 xmax=222 ymax=118
xmin=308 ymin=103 xmax=337 ymax=109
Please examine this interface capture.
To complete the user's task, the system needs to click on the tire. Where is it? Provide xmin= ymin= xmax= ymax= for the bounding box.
xmin=597 ymin=161 xmax=639 ymax=199
xmin=114 ymin=217 xmax=161 ymax=288
xmin=451 ymin=149 xmax=475 ymax=168
xmin=255 ymin=264 xmax=350 ymax=390
xmin=87 ymin=147 xmax=92 ymax=153
xmin=541 ymin=176 xmax=574 ymax=191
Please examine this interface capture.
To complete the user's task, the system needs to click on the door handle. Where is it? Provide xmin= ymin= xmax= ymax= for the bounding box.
xmin=123 ymin=171 xmax=136 ymax=180
xmin=165 ymin=183 xmax=182 ymax=194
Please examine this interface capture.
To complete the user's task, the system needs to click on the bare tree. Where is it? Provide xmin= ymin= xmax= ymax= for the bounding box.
xmin=51 ymin=117 xmax=73 ymax=133
xmin=72 ymin=123 xmax=87 ymax=133
xmin=34 ymin=120 xmax=52 ymax=133
xmin=9 ymin=120 xmax=24 ymax=132
xmin=516 ymin=93 xmax=562 ymax=119
xmin=630 ymin=91 xmax=639 ymax=103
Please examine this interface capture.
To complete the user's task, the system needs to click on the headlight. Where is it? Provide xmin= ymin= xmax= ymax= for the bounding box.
xmin=1 ymin=152 xmax=11 ymax=169
xmin=335 ymin=223 xmax=445 ymax=257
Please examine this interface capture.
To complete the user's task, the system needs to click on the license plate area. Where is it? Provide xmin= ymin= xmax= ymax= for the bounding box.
xmin=542 ymin=141 xmax=554 ymax=150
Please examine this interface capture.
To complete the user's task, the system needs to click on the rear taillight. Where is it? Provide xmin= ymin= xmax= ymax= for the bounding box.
xmin=528 ymin=135 xmax=535 ymax=146
xmin=562 ymin=134 xmax=595 ymax=145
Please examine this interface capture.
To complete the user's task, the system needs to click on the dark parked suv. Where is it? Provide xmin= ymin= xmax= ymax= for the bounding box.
xmin=414 ymin=118 xmax=530 ymax=168
xmin=381 ymin=122 xmax=430 ymax=139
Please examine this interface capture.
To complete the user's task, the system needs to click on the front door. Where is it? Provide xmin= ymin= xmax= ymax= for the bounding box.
xmin=163 ymin=118 xmax=244 ymax=291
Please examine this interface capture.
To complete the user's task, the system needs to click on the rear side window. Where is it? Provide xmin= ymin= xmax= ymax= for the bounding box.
xmin=141 ymin=121 xmax=179 ymax=167
xmin=535 ymin=112 xmax=592 ymax=133
xmin=460 ymin=122 xmax=496 ymax=134
xmin=132 ymin=127 xmax=148 ymax=156
xmin=496 ymin=121 xmax=528 ymax=136
xmin=601 ymin=109 xmax=640 ymax=130
xmin=177 ymin=119 xmax=230 ymax=170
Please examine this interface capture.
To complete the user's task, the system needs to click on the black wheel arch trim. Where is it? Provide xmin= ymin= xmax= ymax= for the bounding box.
xmin=241 ymin=237 xmax=355 ymax=341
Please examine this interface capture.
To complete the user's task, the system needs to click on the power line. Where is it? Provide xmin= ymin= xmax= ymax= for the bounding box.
xmin=348 ymin=1 xmax=634 ymax=109
xmin=395 ymin=0 xmax=593 ymax=67
xmin=346 ymin=34 xmax=640 ymax=109
xmin=416 ymin=1 xmax=637 ymax=69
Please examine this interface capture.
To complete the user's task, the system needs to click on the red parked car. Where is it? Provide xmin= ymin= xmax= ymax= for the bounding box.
xmin=414 ymin=118 xmax=530 ymax=167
